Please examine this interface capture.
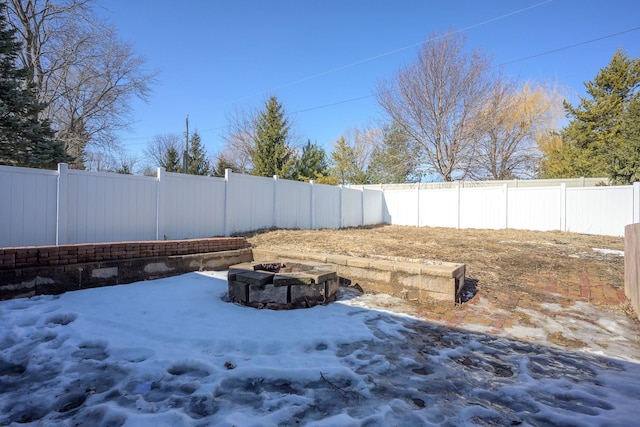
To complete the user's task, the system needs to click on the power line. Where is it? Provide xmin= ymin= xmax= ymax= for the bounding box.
xmin=122 ymin=1 xmax=553 ymax=145
xmin=217 ymin=0 xmax=553 ymax=105
xmin=265 ymin=26 xmax=640 ymax=119
xmin=500 ymin=26 xmax=640 ymax=66
xmin=122 ymin=21 xmax=639 ymax=146
xmin=291 ymin=26 xmax=640 ymax=115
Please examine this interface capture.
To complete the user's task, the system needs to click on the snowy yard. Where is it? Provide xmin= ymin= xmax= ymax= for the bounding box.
xmin=1 ymin=271 xmax=640 ymax=426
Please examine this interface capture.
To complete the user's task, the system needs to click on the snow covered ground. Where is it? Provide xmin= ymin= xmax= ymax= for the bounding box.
xmin=1 ymin=271 xmax=640 ymax=426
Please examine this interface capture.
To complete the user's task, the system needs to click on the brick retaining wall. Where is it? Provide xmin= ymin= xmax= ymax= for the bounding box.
xmin=0 ymin=238 xmax=252 ymax=300
xmin=0 ymin=238 xmax=250 ymax=270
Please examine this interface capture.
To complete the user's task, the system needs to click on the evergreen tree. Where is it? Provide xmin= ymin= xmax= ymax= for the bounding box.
xmin=330 ymin=136 xmax=370 ymax=185
xmin=0 ymin=4 xmax=72 ymax=169
xmin=187 ymin=131 xmax=211 ymax=175
xmin=610 ymin=99 xmax=640 ymax=184
xmin=212 ymin=156 xmax=235 ymax=177
xmin=542 ymin=49 xmax=640 ymax=181
xmin=251 ymin=96 xmax=296 ymax=178
xmin=164 ymin=146 xmax=181 ymax=172
xmin=295 ymin=140 xmax=329 ymax=181
xmin=368 ymin=124 xmax=419 ymax=183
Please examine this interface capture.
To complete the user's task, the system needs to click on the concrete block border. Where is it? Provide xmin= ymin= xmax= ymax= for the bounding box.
xmin=252 ymin=248 xmax=465 ymax=303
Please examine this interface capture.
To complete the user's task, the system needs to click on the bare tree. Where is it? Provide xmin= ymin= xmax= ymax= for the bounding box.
xmin=5 ymin=0 xmax=156 ymax=169
xmin=143 ymin=133 xmax=183 ymax=172
xmin=215 ymin=107 xmax=257 ymax=174
xmin=376 ymin=31 xmax=493 ymax=181
xmin=469 ymin=80 xmax=564 ymax=180
xmin=83 ymin=147 xmax=138 ymax=173
xmin=344 ymin=125 xmax=379 ymax=176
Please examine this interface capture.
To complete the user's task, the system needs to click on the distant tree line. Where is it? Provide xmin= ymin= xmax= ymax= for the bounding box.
xmin=1 ymin=2 xmax=638 ymax=185
xmin=1 ymin=0 xmax=155 ymax=172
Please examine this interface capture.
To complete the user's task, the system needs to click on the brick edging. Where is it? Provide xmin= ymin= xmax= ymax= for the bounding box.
xmin=0 ymin=238 xmax=251 ymax=270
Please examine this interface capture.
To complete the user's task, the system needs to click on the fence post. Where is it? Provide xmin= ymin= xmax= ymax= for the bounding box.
xmin=224 ymin=169 xmax=231 ymax=236
xmin=155 ymin=167 xmax=165 ymax=240
xmin=361 ymin=185 xmax=365 ymax=226
xmin=560 ymin=183 xmax=567 ymax=231
xmin=503 ymin=184 xmax=509 ymax=229
xmin=456 ymin=181 xmax=461 ymax=229
xmin=634 ymin=182 xmax=640 ymax=223
xmin=416 ymin=182 xmax=420 ymax=228
xmin=273 ymin=175 xmax=279 ymax=228
xmin=380 ymin=184 xmax=387 ymax=224
xmin=310 ymin=180 xmax=315 ymax=229
xmin=56 ymin=163 xmax=68 ymax=245
xmin=339 ymin=185 xmax=344 ymax=228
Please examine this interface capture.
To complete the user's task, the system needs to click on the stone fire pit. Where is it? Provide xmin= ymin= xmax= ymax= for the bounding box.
xmin=227 ymin=261 xmax=339 ymax=309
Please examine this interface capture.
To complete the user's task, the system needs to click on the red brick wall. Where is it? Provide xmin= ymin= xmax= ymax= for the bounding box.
xmin=0 ymin=238 xmax=251 ymax=270
xmin=625 ymin=223 xmax=640 ymax=320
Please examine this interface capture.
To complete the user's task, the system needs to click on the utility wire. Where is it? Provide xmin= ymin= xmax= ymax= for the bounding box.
xmin=500 ymin=26 xmax=640 ymax=65
xmin=219 ymin=0 xmax=553 ymax=105
xmin=289 ymin=25 xmax=640 ymax=117
xmin=121 ymin=1 xmax=553 ymax=144
xmin=122 ymin=21 xmax=640 ymax=146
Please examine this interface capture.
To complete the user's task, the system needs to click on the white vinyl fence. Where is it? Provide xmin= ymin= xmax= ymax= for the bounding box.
xmin=383 ymin=182 xmax=640 ymax=237
xmin=1 ymin=163 xmax=638 ymax=247
xmin=0 ymin=164 xmax=384 ymax=247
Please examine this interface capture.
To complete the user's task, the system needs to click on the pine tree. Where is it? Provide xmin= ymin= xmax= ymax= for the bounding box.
xmin=368 ymin=124 xmax=419 ymax=183
xmin=546 ymin=49 xmax=640 ymax=181
xmin=610 ymin=99 xmax=640 ymax=184
xmin=212 ymin=156 xmax=235 ymax=177
xmin=251 ymin=96 xmax=296 ymax=178
xmin=0 ymin=4 xmax=72 ymax=169
xmin=330 ymin=136 xmax=370 ymax=185
xmin=295 ymin=140 xmax=329 ymax=181
xmin=164 ymin=146 xmax=181 ymax=172
xmin=187 ymin=131 xmax=211 ymax=175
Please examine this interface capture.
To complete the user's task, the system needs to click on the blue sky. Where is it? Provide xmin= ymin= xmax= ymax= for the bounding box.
xmin=101 ymin=0 xmax=640 ymax=160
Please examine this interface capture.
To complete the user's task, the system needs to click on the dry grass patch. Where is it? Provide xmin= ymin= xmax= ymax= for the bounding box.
xmin=242 ymin=225 xmax=626 ymax=312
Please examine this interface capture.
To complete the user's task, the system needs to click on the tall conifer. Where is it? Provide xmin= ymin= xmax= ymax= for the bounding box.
xmin=0 ymin=3 xmax=71 ymax=169
xmin=187 ymin=131 xmax=211 ymax=175
xmin=549 ymin=49 xmax=640 ymax=181
xmin=251 ymin=96 xmax=295 ymax=178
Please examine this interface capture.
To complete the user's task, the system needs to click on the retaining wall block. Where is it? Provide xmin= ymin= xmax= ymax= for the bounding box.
xmin=291 ymin=282 xmax=325 ymax=303
xmin=249 ymin=283 xmax=287 ymax=304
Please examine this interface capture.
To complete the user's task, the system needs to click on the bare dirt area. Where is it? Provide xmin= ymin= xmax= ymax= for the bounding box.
xmin=244 ymin=225 xmax=640 ymax=359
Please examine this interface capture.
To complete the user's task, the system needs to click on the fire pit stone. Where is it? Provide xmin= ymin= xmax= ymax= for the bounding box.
xmin=227 ymin=260 xmax=339 ymax=309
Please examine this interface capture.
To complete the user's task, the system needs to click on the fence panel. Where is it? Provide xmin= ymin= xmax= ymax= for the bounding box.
xmin=67 ymin=171 xmax=157 ymax=244
xmin=383 ymin=189 xmax=418 ymax=226
xmin=162 ymin=172 xmax=226 ymax=239
xmin=459 ymin=186 xmax=506 ymax=229
xmin=363 ymin=188 xmax=384 ymax=225
xmin=276 ymin=178 xmax=311 ymax=229
xmin=226 ymin=173 xmax=275 ymax=234
xmin=341 ymin=186 xmax=363 ymax=228
xmin=508 ymin=187 xmax=562 ymax=232
xmin=0 ymin=166 xmax=58 ymax=247
xmin=566 ymin=186 xmax=634 ymax=236
xmin=418 ymin=188 xmax=459 ymax=228
xmin=312 ymin=183 xmax=341 ymax=229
